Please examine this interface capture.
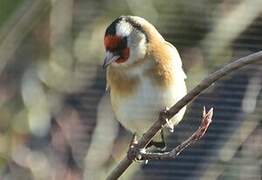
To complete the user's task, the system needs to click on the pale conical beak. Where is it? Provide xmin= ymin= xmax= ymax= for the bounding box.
xmin=103 ymin=51 xmax=120 ymax=69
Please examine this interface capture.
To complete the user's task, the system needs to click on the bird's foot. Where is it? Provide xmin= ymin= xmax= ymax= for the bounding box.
xmin=128 ymin=133 xmax=147 ymax=162
xmin=135 ymin=148 xmax=147 ymax=162
xmin=161 ymin=107 xmax=174 ymax=133
xmin=166 ymin=119 xmax=174 ymax=133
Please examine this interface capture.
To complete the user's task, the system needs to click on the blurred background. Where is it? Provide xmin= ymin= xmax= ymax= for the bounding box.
xmin=0 ymin=0 xmax=261 ymax=179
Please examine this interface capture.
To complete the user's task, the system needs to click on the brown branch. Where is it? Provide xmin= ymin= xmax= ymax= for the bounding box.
xmin=106 ymin=51 xmax=262 ymax=180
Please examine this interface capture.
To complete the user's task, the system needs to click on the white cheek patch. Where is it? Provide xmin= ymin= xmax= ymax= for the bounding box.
xmin=129 ymin=33 xmax=147 ymax=62
xmin=116 ymin=21 xmax=132 ymax=37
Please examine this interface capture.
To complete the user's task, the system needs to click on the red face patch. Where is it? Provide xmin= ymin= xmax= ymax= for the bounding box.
xmin=104 ymin=35 xmax=121 ymax=51
xmin=104 ymin=35 xmax=130 ymax=64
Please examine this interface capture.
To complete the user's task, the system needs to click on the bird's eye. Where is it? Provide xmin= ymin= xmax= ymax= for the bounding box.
xmin=117 ymin=37 xmax=127 ymax=51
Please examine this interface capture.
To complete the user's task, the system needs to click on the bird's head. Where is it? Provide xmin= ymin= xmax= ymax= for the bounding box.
xmin=103 ymin=16 xmax=150 ymax=69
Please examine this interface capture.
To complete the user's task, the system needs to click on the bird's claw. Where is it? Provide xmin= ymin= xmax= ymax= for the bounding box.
xmin=165 ymin=119 xmax=174 ymax=133
xmin=134 ymin=148 xmax=147 ymax=162
xmin=161 ymin=107 xmax=174 ymax=133
xmin=128 ymin=133 xmax=147 ymax=162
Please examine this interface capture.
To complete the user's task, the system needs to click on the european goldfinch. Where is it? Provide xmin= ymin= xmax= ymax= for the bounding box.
xmin=103 ymin=16 xmax=187 ymax=149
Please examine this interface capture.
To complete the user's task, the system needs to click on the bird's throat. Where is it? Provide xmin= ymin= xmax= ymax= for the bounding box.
xmin=107 ymin=67 xmax=140 ymax=96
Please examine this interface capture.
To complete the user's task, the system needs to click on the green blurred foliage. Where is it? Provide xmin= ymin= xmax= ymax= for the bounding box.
xmin=0 ymin=0 xmax=24 ymax=27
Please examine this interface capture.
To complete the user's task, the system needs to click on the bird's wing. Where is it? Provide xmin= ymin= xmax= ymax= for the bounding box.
xmin=164 ymin=41 xmax=187 ymax=79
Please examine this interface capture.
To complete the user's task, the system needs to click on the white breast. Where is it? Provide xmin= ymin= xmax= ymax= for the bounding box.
xmin=111 ymin=68 xmax=187 ymax=135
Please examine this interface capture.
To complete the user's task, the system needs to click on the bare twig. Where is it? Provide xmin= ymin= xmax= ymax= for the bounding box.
xmin=135 ymin=107 xmax=213 ymax=161
xmin=106 ymin=51 xmax=262 ymax=180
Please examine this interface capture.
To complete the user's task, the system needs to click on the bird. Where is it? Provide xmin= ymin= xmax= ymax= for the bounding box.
xmin=103 ymin=15 xmax=187 ymax=149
